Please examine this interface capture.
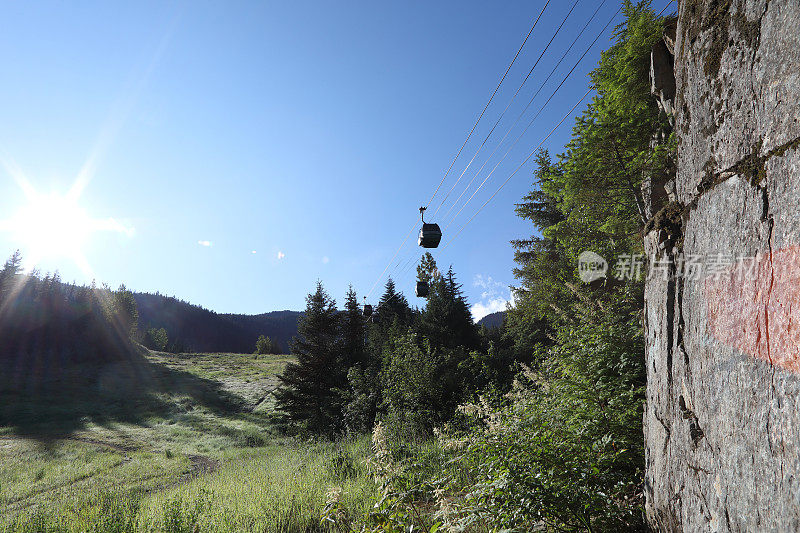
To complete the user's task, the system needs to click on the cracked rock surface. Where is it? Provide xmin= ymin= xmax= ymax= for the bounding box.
xmin=644 ymin=1 xmax=800 ymax=530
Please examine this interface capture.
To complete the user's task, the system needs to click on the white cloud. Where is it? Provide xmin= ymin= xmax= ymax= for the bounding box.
xmin=471 ymin=298 xmax=510 ymax=321
xmin=473 ymin=274 xmax=507 ymax=299
xmin=251 ymin=250 xmax=257 ymax=254
xmin=277 ymin=251 xmax=285 ymax=260
xmin=95 ymin=217 xmax=135 ymax=237
xmin=470 ymin=274 xmax=513 ymax=322
xmin=198 ymin=240 xmax=212 ymax=247
xmin=322 ymin=256 xmax=330 ymax=264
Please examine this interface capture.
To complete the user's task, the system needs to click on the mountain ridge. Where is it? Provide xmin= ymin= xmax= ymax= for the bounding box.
xmin=477 ymin=311 xmax=505 ymax=329
xmin=133 ymin=292 xmax=301 ymax=353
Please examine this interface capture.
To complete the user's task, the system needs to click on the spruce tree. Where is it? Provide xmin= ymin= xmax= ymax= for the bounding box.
xmin=340 ymin=286 xmax=378 ymax=433
xmin=378 ymin=278 xmax=411 ymax=327
xmin=339 ymin=286 xmax=366 ymax=368
xmin=420 ymin=266 xmax=479 ymax=351
xmin=274 ymin=281 xmax=341 ymax=436
xmin=416 ymin=252 xmax=439 ymax=284
xmin=0 ymin=250 xmax=23 ymax=304
xmin=371 ymin=278 xmax=413 ymax=364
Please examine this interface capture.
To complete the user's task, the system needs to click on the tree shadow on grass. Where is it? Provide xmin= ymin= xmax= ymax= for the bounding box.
xmin=0 ymin=346 xmax=247 ymax=441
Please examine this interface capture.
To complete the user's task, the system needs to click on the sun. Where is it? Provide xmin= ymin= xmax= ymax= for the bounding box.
xmin=10 ymin=192 xmax=94 ymax=260
xmin=0 ymin=166 xmax=134 ymax=276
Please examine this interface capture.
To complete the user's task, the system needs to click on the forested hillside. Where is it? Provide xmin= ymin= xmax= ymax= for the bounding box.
xmin=0 ymin=262 xmax=300 ymax=359
xmin=0 ymin=252 xmax=138 ymax=372
xmin=134 ymin=292 xmax=300 ymax=353
xmin=476 ymin=310 xmax=505 ymax=329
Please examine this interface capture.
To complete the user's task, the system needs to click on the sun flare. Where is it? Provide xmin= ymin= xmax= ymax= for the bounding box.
xmin=10 ymin=193 xmax=93 ymax=260
xmin=0 ymin=167 xmax=134 ymax=276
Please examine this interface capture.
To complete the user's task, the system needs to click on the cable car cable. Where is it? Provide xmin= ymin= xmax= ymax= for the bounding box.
xmin=367 ymin=1 xmax=552 ymax=299
xmin=368 ymin=2 xmax=630 ymax=309
xmin=424 ymin=0 xmax=551 ymax=210
xmin=431 ymin=0 xmax=582 ymax=218
xmin=444 ymin=6 xmax=621 ymax=230
xmin=444 ymin=5 xmax=620 ymax=230
xmin=365 ymin=221 xmax=417 ymax=298
xmin=658 ymin=0 xmax=676 ymax=17
xmin=442 ymin=88 xmax=592 ymax=250
xmin=438 ymin=0 xmax=609 ymax=225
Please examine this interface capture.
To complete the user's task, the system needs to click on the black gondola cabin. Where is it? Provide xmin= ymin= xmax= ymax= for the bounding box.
xmin=415 ymin=281 xmax=429 ymax=298
xmin=418 ymin=206 xmax=442 ymax=248
xmin=418 ymin=223 xmax=442 ymax=248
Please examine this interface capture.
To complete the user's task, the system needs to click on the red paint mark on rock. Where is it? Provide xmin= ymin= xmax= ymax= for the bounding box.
xmin=705 ymin=246 xmax=800 ymax=373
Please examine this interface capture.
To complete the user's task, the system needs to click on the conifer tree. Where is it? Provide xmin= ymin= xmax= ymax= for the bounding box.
xmin=341 ymin=286 xmax=381 ymax=433
xmin=416 ymin=252 xmax=439 ymax=284
xmin=339 ymin=286 xmax=366 ymax=368
xmin=113 ymin=284 xmax=138 ymax=339
xmin=0 ymin=250 xmax=23 ymax=304
xmin=420 ymin=266 xmax=479 ymax=351
xmin=274 ymin=281 xmax=341 ymax=436
xmin=1 ymin=250 xmax=23 ymax=276
xmin=146 ymin=327 xmax=169 ymax=351
xmin=378 ymin=278 xmax=411 ymax=328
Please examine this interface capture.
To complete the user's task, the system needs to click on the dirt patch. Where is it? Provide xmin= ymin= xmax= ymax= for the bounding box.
xmin=188 ymin=454 xmax=219 ymax=476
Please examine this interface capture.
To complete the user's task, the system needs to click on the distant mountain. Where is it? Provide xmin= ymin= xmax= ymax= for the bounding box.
xmin=133 ymin=292 xmax=301 ymax=353
xmin=477 ymin=311 xmax=506 ymax=329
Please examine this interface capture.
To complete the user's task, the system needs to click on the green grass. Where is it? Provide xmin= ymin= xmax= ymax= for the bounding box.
xmin=0 ymin=351 xmax=378 ymax=532
xmin=139 ymin=440 xmax=375 ymax=532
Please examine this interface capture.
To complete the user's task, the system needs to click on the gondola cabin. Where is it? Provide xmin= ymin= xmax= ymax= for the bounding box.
xmin=418 ymin=206 xmax=442 ymax=248
xmin=363 ymin=304 xmax=373 ymax=317
xmin=418 ymin=223 xmax=442 ymax=248
xmin=415 ymin=281 xmax=429 ymax=298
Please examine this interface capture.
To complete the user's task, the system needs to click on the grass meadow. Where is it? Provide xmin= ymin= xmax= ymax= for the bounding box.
xmin=0 ymin=352 xmax=378 ymax=532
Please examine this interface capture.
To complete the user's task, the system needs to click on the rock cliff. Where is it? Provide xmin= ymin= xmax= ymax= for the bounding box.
xmin=644 ymin=0 xmax=800 ymax=530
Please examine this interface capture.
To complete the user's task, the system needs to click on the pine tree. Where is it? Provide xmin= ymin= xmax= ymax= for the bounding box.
xmin=0 ymin=250 xmax=24 ymax=304
xmin=340 ymin=286 xmax=378 ymax=433
xmin=339 ymin=286 xmax=366 ymax=369
xmin=1 ymin=250 xmax=23 ymax=276
xmin=420 ymin=266 xmax=479 ymax=351
xmin=113 ymin=284 xmax=138 ymax=339
xmin=378 ymin=278 xmax=411 ymax=327
xmin=416 ymin=252 xmax=439 ymax=284
xmin=274 ymin=281 xmax=341 ymax=436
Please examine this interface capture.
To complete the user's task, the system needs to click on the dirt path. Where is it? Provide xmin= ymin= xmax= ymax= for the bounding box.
xmin=188 ymin=454 xmax=219 ymax=475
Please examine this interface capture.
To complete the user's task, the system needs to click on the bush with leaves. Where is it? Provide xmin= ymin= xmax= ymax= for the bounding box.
xmin=434 ymin=305 xmax=645 ymax=531
xmin=146 ymin=327 xmax=169 ymax=352
xmin=255 ymin=334 xmax=278 ymax=355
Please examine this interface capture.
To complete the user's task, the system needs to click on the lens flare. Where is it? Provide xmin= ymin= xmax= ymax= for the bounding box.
xmin=10 ymin=193 xmax=93 ymax=259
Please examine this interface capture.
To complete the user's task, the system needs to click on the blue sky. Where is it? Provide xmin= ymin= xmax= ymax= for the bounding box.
xmin=0 ymin=0 xmax=674 ymax=318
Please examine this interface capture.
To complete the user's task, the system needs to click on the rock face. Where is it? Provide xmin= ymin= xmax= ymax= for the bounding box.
xmin=644 ymin=1 xmax=800 ymax=531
